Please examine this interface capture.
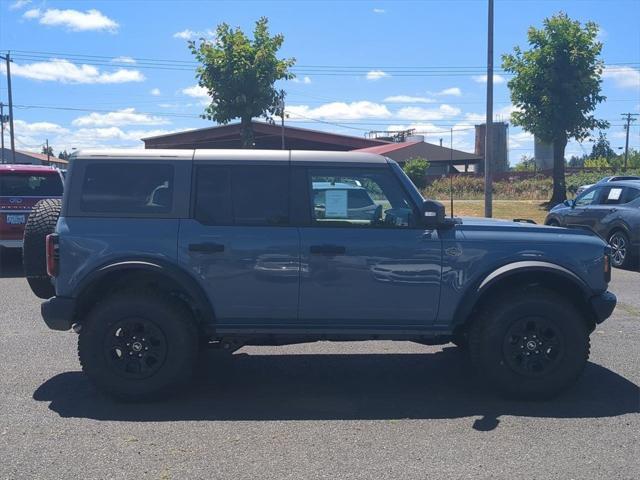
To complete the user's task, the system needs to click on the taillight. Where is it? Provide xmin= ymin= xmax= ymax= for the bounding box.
xmin=46 ymin=234 xmax=59 ymax=277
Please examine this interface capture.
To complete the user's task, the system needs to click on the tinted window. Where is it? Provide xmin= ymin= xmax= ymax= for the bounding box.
xmin=81 ymin=163 xmax=174 ymax=214
xmin=623 ymin=187 xmax=640 ymax=203
xmin=0 ymin=173 xmax=63 ymax=197
xmin=195 ymin=165 xmax=289 ymax=226
xmin=598 ymin=186 xmax=625 ymax=205
xmin=575 ymin=188 xmax=598 ymax=207
xmin=309 ymin=168 xmax=417 ymax=228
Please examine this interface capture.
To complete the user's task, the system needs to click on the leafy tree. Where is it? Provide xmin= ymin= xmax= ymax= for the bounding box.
xmin=589 ymin=131 xmax=616 ymax=160
xmin=41 ymin=145 xmax=54 ymax=156
xmin=513 ymin=154 xmax=536 ymax=172
xmin=568 ymin=155 xmax=585 ymax=168
xmin=58 ymin=150 xmax=70 ymax=160
xmin=502 ymin=13 xmax=608 ymax=205
xmin=189 ymin=17 xmax=296 ymax=148
xmin=402 ymin=157 xmax=430 ymax=188
xmin=584 ymin=157 xmax=611 ymax=170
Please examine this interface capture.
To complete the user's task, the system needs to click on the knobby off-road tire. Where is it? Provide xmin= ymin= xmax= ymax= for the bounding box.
xmin=23 ymin=198 xmax=61 ymax=299
xmin=468 ymin=288 xmax=590 ymax=400
xmin=78 ymin=292 xmax=199 ymax=401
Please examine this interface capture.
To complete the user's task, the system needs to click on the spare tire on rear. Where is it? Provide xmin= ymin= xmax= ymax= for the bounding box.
xmin=23 ymin=199 xmax=62 ymax=299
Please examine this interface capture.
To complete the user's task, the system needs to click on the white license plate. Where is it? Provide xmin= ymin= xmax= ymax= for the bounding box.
xmin=6 ymin=214 xmax=26 ymax=225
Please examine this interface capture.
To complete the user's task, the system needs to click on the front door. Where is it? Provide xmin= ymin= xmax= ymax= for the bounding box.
xmin=178 ymin=163 xmax=299 ymax=327
xmin=297 ymin=165 xmax=442 ymax=327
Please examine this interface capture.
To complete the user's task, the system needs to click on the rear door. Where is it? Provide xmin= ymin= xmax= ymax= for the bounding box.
xmin=178 ymin=156 xmax=300 ymax=328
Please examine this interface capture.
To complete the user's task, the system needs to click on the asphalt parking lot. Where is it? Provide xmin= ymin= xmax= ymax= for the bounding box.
xmin=0 ymin=249 xmax=638 ymax=480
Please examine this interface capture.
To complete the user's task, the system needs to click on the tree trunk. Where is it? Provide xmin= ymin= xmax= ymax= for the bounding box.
xmin=550 ymin=136 xmax=567 ymax=206
xmin=240 ymin=116 xmax=254 ymax=149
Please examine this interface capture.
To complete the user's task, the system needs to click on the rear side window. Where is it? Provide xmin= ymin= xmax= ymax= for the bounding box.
xmin=0 ymin=173 xmax=63 ymax=197
xmin=599 ymin=186 xmax=625 ymax=205
xmin=80 ymin=163 xmax=174 ymax=214
xmin=195 ymin=165 xmax=289 ymax=226
xmin=623 ymin=187 xmax=640 ymax=203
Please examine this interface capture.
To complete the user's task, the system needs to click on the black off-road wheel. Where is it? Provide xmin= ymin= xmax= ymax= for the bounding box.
xmin=23 ymin=198 xmax=61 ymax=299
xmin=78 ymin=292 xmax=199 ymax=401
xmin=469 ymin=288 xmax=590 ymax=400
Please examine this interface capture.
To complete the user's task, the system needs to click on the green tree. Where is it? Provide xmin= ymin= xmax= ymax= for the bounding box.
xmin=590 ymin=131 xmax=616 ymax=160
xmin=502 ymin=12 xmax=608 ymax=205
xmin=513 ymin=154 xmax=536 ymax=172
xmin=41 ymin=145 xmax=54 ymax=156
xmin=402 ymin=157 xmax=430 ymax=188
xmin=58 ymin=150 xmax=70 ymax=160
xmin=584 ymin=157 xmax=611 ymax=170
xmin=189 ymin=17 xmax=296 ymax=148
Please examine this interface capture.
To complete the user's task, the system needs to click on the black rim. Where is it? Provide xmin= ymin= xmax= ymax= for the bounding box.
xmin=502 ymin=316 xmax=565 ymax=377
xmin=103 ymin=317 xmax=168 ymax=379
xmin=609 ymin=233 xmax=627 ymax=267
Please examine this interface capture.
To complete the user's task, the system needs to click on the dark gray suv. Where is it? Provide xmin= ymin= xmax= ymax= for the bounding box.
xmin=546 ymin=181 xmax=640 ymax=268
xmin=26 ymin=149 xmax=616 ymax=401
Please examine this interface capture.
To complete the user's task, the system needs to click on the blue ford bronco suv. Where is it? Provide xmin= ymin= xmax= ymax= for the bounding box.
xmin=26 ymin=149 xmax=617 ymax=401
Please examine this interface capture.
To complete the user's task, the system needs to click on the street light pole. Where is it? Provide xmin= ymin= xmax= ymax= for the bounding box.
xmin=484 ymin=0 xmax=494 ymax=218
xmin=0 ymin=53 xmax=16 ymax=163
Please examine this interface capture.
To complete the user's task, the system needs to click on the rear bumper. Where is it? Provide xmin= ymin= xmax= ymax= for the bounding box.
xmin=41 ymin=296 xmax=75 ymax=331
xmin=0 ymin=239 xmax=23 ymax=248
xmin=590 ymin=291 xmax=617 ymax=324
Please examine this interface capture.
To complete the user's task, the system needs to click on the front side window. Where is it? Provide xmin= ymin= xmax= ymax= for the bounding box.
xmin=575 ymin=188 xmax=598 ymax=207
xmin=0 ymin=173 xmax=63 ymax=197
xmin=309 ymin=168 xmax=417 ymax=228
xmin=80 ymin=163 xmax=174 ymax=214
xmin=195 ymin=165 xmax=289 ymax=226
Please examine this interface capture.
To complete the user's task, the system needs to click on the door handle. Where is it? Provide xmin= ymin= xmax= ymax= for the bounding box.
xmin=189 ymin=242 xmax=225 ymax=253
xmin=609 ymin=208 xmax=617 ymax=213
xmin=310 ymin=244 xmax=346 ymax=255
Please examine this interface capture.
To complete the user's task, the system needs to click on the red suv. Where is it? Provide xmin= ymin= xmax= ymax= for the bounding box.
xmin=0 ymin=164 xmax=64 ymax=249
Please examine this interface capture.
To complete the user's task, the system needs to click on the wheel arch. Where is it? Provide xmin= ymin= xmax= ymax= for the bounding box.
xmin=453 ymin=261 xmax=596 ymax=333
xmin=73 ymin=258 xmax=215 ymax=328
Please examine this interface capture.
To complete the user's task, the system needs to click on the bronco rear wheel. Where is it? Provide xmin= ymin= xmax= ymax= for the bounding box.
xmin=23 ymin=199 xmax=62 ymax=299
xmin=469 ymin=288 xmax=589 ymax=399
xmin=78 ymin=292 xmax=199 ymax=401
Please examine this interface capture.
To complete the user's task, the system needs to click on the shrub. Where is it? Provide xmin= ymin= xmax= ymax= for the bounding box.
xmin=402 ymin=157 xmax=430 ymax=189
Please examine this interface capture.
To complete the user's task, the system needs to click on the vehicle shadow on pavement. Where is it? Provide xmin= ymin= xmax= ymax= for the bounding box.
xmin=33 ymin=347 xmax=639 ymax=431
xmin=0 ymin=249 xmax=24 ymax=278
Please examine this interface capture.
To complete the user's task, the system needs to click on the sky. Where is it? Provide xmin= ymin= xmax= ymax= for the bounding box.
xmin=0 ymin=0 xmax=639 ymax=164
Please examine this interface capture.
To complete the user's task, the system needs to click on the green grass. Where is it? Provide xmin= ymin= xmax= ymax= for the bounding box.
xmin=436 ymin=199 xmax=549 ymax=224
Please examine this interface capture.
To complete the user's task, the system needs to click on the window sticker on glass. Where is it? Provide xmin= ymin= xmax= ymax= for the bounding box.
xmin=608 ymin=188 xmax=622 ymax=200
xmin=324 ymin=189 xmax=348 ymax=218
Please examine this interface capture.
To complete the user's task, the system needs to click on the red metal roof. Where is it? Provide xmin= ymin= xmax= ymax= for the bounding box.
xmin=355 ymin=142 xmax=421 ymax=155
xmin=0 ymin=164 xmax=60 ymax=173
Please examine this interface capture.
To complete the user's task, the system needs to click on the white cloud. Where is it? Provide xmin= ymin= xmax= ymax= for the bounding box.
xmin=287 ymin=101 xmax=392 ymax=120
xmin=10 ymin=0 xmax=31 ymax=10
xmin=112 ymin=56 xmax=136 ymax=64
xmin=182 ymin=85 xmax=210 ymax=99
xmin=173 ymin=28 xmax=215 ymax=40
xmin=150 ymin=88 xmax=161 ymax=96
xmin=603 ymin=66 xmax=640 ymax=89
xmin=383 ymin=95 xmax=434 ymax=104
xmin=509 ymin=131 xmax=534 ymax=149
xmin=372 ymin=8 xmax=385 ymax=14
xmin=472 ymin=74 xmax=506 ymax=84
xmin=292 ymin=76 xmax=312 ymax=84
xmin=366 ymin=70 xmax=389 ymax=81
xmin=3 ymin=58 xmax=144 ymax=84
xmin=23 ymin=8 xmax=119 ymax=32
xmin=14 ymin=119 xmax=69 ymax=135
xmin=396 ymin=104 xmax=461 ymax=121
xmin=436 ymin=87 xmax=462 ymax=97
xmin=71 ymin=108 xmax=170 ymax=128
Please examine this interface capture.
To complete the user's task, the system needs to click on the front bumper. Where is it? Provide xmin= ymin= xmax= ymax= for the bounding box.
xmin=590 ymin=291 xmax=617 ymax=324
xmin=41 ymin=296 xmax=75 ymax=331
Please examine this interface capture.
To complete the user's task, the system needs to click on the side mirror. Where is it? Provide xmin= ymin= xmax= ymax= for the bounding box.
xmin=422 ymin=200 xmax=445 ymax=226
xmin=563 ymin=199 xmax=573 ymax=208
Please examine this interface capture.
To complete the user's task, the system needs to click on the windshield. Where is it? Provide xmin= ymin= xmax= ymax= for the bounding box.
xmin=0 ymin=173 xmax=63 ymax=197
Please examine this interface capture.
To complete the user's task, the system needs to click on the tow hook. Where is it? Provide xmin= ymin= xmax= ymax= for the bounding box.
xmin=72 ymin=323 xmax=82 ymax=334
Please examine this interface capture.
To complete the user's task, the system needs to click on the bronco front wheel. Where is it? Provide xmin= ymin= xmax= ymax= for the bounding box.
xmin=469 ymin=288 xmax=590 ymax=399
xmin=78 ymin=292 xmax=198 ymax=401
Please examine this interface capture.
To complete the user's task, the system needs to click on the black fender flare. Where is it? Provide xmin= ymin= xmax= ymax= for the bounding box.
xmin=74 ymin=257 xmax=215 ymax=324
xmin=452 ymin=260 xmax=591 ymax=326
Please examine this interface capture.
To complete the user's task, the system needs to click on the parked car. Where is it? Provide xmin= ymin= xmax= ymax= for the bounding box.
xmin=546 ymin=181 xmax=640 ymax=268
xmin=27 ymin=149 xmax=616 ymax=401
xmin=0 ymin=164 xmax=64 ymax=250
xmin=575 ymin=175 xmax=640 ymax=195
